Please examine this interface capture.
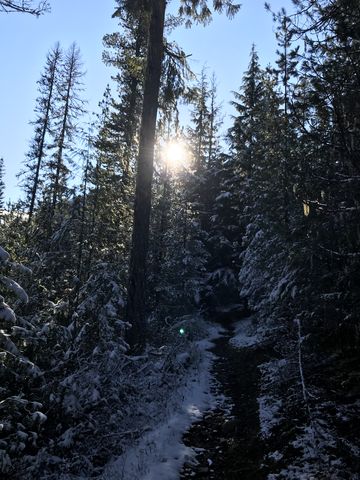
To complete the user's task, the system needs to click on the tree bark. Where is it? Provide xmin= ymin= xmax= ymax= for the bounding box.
xmin=126 ymin=0 xmax=166 ymax=348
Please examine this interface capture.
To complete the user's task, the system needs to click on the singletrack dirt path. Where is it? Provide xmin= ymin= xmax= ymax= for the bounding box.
xmin=180 ymin=321 xmax=268 ymax=480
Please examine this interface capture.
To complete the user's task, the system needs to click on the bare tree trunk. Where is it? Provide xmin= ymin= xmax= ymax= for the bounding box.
xmin=126 ymin=0 xmax=166 ymax=348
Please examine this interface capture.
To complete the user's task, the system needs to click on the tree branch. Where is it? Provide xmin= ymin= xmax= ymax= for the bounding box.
xmin=0 ymin=1 xmax=50 ymax=16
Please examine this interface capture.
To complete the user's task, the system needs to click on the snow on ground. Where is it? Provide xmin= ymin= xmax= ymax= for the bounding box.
xmin=229 ymin=316 xmax=265 ymax=349
xmin=0 ymin=245 xmax=10 ymax=263
xmin=258 ymin=392 xmax=283 ymax=440
xmin=257 ymin=358 xmax=285 ymax=439
xmin=102 ymin=324 xmax=225 ymax=480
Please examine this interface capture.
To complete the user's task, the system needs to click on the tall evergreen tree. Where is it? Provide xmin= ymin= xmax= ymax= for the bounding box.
xmin=273 ymin=11 xmax=299 ymax=227
xmin=45 ymin=43 xmax=85 ymax=224
xmin=103 ymin=6 xmax=148 ymax=158
xmin=86 ymin=88 xmax=133 ymax=273
xmin=207 ymin=73 xmax=222 ymax=164
xmin=125 ymin=0 xmax=167 ymax=347
xmin=20 ymin=43 xmax=62 ymax=221
xmin=188 ymin=68 xmax=210 ymax=170
xmin=125 ymin=0 xmax=240 ymax=347
xmin=228 ymin=45 xmax=295 ymax=314
xmin=228 ymin=44 xmax=265 ymax=174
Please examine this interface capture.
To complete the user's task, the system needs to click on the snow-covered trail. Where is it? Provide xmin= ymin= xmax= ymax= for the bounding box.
xmin=101 ymin=324 xmax=225 ymax=480
xmin=101 ymin=318 xmax=268 ymax=480
xmin=180 ymin=319 xmax=268 ymax=479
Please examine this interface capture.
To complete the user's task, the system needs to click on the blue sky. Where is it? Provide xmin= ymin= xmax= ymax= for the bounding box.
xmin=0 ymin=0 xmax=292 ymax=202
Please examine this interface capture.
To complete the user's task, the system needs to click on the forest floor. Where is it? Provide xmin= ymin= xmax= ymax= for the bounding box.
xmin=102 ymin=317 xmax=360 ymax=479
xmin=180 ymin=319 xmax=269 ymax=480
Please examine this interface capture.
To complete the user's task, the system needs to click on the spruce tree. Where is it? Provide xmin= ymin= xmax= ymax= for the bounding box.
xmin=273 ymin=11 xmax=299 ymax=227
xmin=207 ymin=74 xmax=222 ymax=164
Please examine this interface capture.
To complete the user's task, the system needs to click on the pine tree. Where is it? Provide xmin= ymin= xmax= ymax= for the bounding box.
xmin=207 ymin=74 xmax=222 ymax=164
xmin=86 ymin=6 xmax=151 ymax=278
xmin=20 ymin=43 xmax=62 ymax=221
xmin=228 ymin=45 xmax=265 ymax=174
xmin=188 ymin=68 xmax=210 ymax=170
xmin=273 ymin=11 xmax=300 ymax=227
xmin=125 ymin=0 xmax=241 ymax=348
xmin=125 ymin=0 xmax=166 ymax=348
xmin=86 ymin=88 xmax=133 ymax=275
xmin=45 ymin=43 xmax=85 ymax=224
xmin=103 ymin=5 xmax=148 ymax=157
xmin=20 ymin=44 xmax=87 ymax=309
xmin=228 ymin=46 xmax=294 ymax=315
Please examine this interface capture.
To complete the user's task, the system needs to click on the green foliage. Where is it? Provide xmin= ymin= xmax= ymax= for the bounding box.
xmin=0 ymin=246 xmax=46 ymax=477
xmin=178 ymin=0 xmax=240 ymax=26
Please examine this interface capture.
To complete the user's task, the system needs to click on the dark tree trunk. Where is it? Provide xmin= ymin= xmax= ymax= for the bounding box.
xmin=126 ymin=0 xmax=166 ymax=348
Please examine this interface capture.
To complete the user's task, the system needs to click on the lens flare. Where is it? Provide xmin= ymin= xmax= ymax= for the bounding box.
xmin=162 ymin=140 xmax=190 ymax=172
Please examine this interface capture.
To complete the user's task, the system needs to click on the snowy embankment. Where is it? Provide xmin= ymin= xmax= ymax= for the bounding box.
xmin=102 ymin=324 xmax=225 ymax=480
xmin=229 ymin=315 xmax=265 ymax=349
xmin=229 ymin=316 xmax=359 ymax=479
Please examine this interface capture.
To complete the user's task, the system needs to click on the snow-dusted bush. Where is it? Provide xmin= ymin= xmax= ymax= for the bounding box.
xmin=24 ymin=263 xmax=128 ymax=477
xmin=0 ymin=245 xmax=47 ymax=478
xmin=30 ymin=264 xmax=204 ymax=479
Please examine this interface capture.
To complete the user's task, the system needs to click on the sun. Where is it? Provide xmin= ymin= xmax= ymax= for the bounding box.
xmin=162 ymin=140 xmax=190 ymax=172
